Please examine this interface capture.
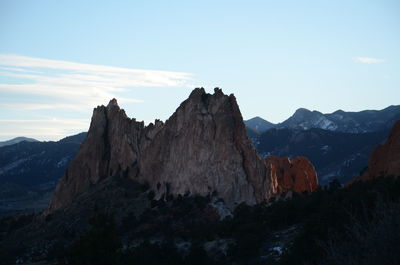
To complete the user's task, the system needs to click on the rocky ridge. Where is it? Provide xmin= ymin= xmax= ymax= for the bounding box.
xmin=358 ymin=120 xmax=400 ymax=181
xmin=266 ymin=156 xmax=318 ymax=194
xmin=49 ymin=88 xmax=318 ymax=212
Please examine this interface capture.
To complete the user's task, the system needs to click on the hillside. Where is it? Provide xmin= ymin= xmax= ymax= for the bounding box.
xmin=0 ymin=133 xmax=86 ymax=216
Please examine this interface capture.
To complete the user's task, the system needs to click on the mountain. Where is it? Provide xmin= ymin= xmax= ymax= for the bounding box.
xmin=244 ymin=116 xmax=275 ymax=134
xmin=277 ymin=105 xmax=400 ymax=133
xmin=0 ymin=132 xmax=86 ymax=216
xmin=245 ymin=105 xmax=400 ymax=134
xmin=58 ymin=132 xmax=87 ymax=144
xmin=245 ymin=106 xmax=400 ymax=184
xmin=0 ymin=88 xmax=318 ymax=263
xmin=256 ymin=128 xmax=389 ymax=184
xmin=0 ymin=137 xmax=38 ymax=147
xmin=48 ymin=88 xmax=318 ymax=213
xmin=0 ymin=132 xmax=86 ymax=187
xmin=9 ymin=89 xmax=400 ymax=265
xmin=278 ymin=108 xmax=337 ymax=131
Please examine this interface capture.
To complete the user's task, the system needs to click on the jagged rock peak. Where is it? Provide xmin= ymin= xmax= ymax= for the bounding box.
xmin=188 ymin=87 xmax=232 ymax=99
xmin=48 ymin=88 xmax=319 ymax=213
xmin=108 ymin=98 xmax=119 ymax=107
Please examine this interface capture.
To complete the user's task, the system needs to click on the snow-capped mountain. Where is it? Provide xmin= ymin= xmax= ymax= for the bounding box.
xmin=277 ymin=105 xmax=400 ymax=133
xmin=246 ymin=105 xmax=400 ymax=134
xmin=277 ymin=108 xmax=338 ymax=131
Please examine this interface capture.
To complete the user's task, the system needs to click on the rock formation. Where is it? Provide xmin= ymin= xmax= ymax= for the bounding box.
xmin=266 ymin=156 xmax=318 ymax=194
xmin=48 ymin=88 xmax=318 ymax=212
xmin=356 ymin=120 xmax=400 ymax=181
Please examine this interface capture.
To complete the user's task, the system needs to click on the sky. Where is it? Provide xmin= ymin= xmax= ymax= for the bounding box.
xmin=0 ymin=0 xmax=399 ymax=141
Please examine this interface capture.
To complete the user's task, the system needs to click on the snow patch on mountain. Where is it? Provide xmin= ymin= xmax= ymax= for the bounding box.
xmin=320 ymin=145 xmax=331 ymax=154
xmin=56 ymin=157 xmax=70 ymax=168
xmin=317 ymin=117 xmax=337 ymax=130
xmin=0 ymin=158 xmax=31 ymax=175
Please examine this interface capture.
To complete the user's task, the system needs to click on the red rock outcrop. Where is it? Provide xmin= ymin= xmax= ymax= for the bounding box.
xmin=48 ymin=88 xmax=319 ymax=212
xmin=266 ymin=156 xmax=318 ymax=194
xmin=355 ymin=120 xmax=400 ymax=182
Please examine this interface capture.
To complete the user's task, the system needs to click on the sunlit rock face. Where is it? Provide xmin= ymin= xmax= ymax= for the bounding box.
xmin=266 ymin=156 xmax=318 ymax=194
xmin=48 ymin=88 xmax=319 ymax=212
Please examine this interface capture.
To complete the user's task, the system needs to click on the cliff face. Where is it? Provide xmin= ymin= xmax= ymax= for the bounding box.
xmin=266 ymin=156 xmax=318 ymax=194
xmin=48 ymin=99 xmax=148 ymax=211
xmin=359 ymin=120 xmax=400 ymax=181
xmin=137 ymin=88 xmax=275 ymax=205
xmin=49 ymin=88 xmax=318 ymax=212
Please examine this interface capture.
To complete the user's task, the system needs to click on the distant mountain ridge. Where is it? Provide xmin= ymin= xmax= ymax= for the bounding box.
xmin=0 ymin=132 xmax=87 ymax=188
xmin=0 ymin=132 xmax=86 ymax=216
xmin=245 ymin=105 xmax=400 ymax=134
xmin=0 ymin=137 xmax=38 ymax=147
xmin=244 ymin=116 xmax=275 ymax=134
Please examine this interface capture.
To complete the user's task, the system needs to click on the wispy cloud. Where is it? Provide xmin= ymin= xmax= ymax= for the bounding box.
xmin=0 ymin=54 xmax=193 ymax=140
xmin=0 ymin=119 xmax=89 ymax=141
xmin=353 ymin=57 xmax=385 ymax=64
xmin=0 ymin=54 xmax=193 ymax=110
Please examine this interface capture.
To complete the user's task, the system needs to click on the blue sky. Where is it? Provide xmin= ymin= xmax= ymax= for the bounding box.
xmin=0 ymin=0 xmax=399 ymax=141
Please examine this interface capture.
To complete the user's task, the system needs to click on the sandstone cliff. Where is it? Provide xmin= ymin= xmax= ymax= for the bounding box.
xmin=356 ymin=120 xmax=400 ymax=181
xmin=49 ymin=88 xmax=318 ymax=212
xmin=266 ymin=156 xmax=318 ymax=194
